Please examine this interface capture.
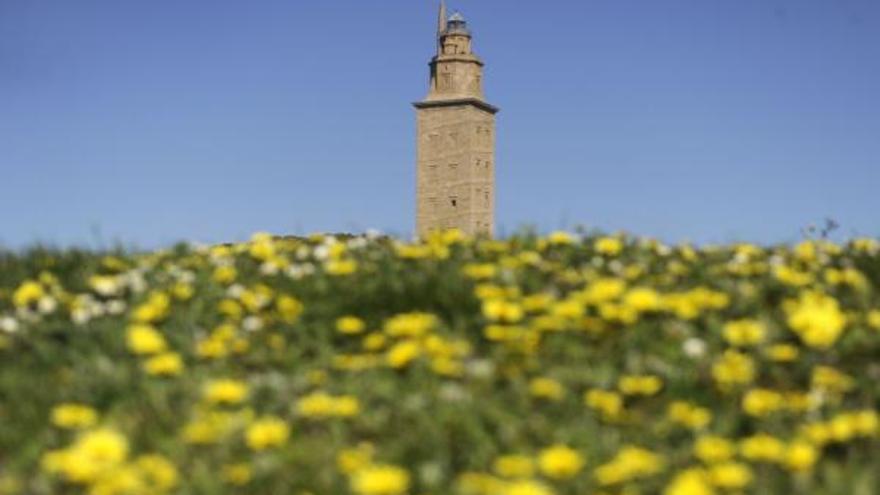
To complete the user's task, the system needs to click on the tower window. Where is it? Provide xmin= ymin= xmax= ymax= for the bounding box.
xmin=450 ymin=196 xmax=458 ymax=207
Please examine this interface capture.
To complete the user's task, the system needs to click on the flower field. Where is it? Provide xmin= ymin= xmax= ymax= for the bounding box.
xmin=1 ymin=231 xmax=879 ymax=495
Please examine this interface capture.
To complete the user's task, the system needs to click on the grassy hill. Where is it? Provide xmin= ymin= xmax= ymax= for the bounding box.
xmin=1 ymin=231 xmax=879 ymax=495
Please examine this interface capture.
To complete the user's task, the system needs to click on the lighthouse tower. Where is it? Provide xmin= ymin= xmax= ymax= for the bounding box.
xmin=414 ymin=3 xmax=498 ymax=237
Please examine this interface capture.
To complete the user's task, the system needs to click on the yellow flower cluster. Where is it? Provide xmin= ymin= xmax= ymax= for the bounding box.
xmin=454 ymin=444 xmax=584 ymax=495
xmin=784 ymin=291 xmax=847 ymax=348
xmin=245 ymin=416 xmax=290 ymax=451
xmin=594 ymin=445 xmax=664 ymax=486
xmin=2 ymin=230 xmax=878 ymax=494
xmin=297 ymin=391 xmax=361 ymax=419
xmin=42 ymin=428 xmax=177 ymax=494
xmin=51 ymin=403 xmax=98 ymax=430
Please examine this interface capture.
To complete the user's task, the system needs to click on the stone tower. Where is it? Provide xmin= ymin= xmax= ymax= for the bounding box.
xmin=414 ymin=2 xmax=498 ymax=237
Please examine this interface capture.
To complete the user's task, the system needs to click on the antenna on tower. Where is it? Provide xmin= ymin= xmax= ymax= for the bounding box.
xmin=437 ymin=0 xmax=448 ymax=49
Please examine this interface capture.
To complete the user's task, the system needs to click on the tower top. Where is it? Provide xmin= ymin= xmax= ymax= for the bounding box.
xmin=417 ymin=2 xmax=497 ymax=113
xmin=445 ymin=12 xmax=470 ymax=35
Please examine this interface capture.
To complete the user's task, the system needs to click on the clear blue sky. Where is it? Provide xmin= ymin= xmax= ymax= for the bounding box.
xmin=2 ymin=0 xmax=879 ymax=248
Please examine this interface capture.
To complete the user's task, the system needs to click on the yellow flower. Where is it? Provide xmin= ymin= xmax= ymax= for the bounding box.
xmin=217 ymin=299 xmax=243 ymax=320
xmin=143 ymin=352 xmax=184 ymax=376
xmin=131 ymin=292 xmax=171 ymax=323
xmin=196 ymin=337 xmax=229 ymax=360
xmin=811 ymin=366 xmax=854 ymax=394
xmin=711 ymin=350 xmax=755 ymax=388
xmin=663 ymin=468 xmax=714 ymax=495
xmin=622 ymin=287 xmax=662 ymax=312
xmin=334 ymin=354 xmax=382 ymax=372
xmin=245 ymin=416 xmax=290 ymax=451
xmin=212 ymin=265 xmax=237 ymax=284
xmin=383 ymin=313 xmax=438 ymax=337
xmin=594 ymin=445 xmax=665 ymax=486
xmin=239 ymin=287 xmax=273 ymax=312
xmin=463 ymin=263 xmax=498 ymax=280
xmin=503 ymin=479 xmax=556 ymax=495
xmin=221 ymin=463 xmax=252 ymax=486
xmin=395 ymin=244 xmax=433 ymax=259
xmin=125 ymin=324 xmax=167 ymax=355
xmin=386 ymin=340 xmax=422 ymax=369
xmin=618 ymin=375 xmax=663 ymax=396
xmin=784 ymin=441 xmax=819 ymax=472
xmin=867 ymin=310 xmax=880 ymax=330
xmin=547 ymin=231 xmax=575 ymax=245
xmin=136 ymin=454 xmax=179 ymax=490
xmin=297 ymin=392 xmax=361 ymax=418
xmin=799 ymin=422 xmax=832 ymax=445
xmin=171 ymin=281 xmax=194 ymax=301
xmin=482 ymin=299 xmax=525 ymax=323
xmin=325 ymin=259 xmax=358 ymax=276
xmin=707 ymin=462 xmax=752 ymax=489
xmin=693 ymin=436 xmax=735 ymax=464
xmin=362 ymin=332 xmax=387 ymax=351
xmin=203 ymin=379 xmax=248 ymax=405
xmin=722 ymin=319 xmax=765 ymax=347
xmin=43 ymin=429 xmax=129 ymax=483
xmin=276 ymin=295 xmax=304 ymax=324
xmin=337 ymin=443 xmax=375 ymax=475
xmin=528 ymin=377 xmax=565 ymax=401
xmin=774 ymin=265 xmax=814 ymax=287
xmin=794 ymin=241 xmax=817 ymax=262
xmin=585 ymin=389 xmax=624 ymax=420
xmin=580 ymin=278 xmax=626 ymax=304
xmin=249 ymin=233 xmax=277 ymax=261
xmin=350 ymin=464 xmax=410 ymax=495
xmin=521 ymin=293 xmax=553 ymax=313
xmin=475 ymin=284 xmax=521 ymax=300
xmin=595 ymin=237 xmax=623 ymax=256
xmin=740 ymin=433 xmax=784 ymax=463
xmin=87 ymin=464 xmax=143 ymax=494
xmin=493 ymin=454 xmax=535 ymax=478
xmin=51 ymin=403 xmax=98 ymax=429
xmin=337 ymin=316 xmax=367 ymax=335
xmin=785 ymin=291 xmax=847 ymax=349
xmin=853 ymin=410 xmax=880 ymax=436
xmin=766 ymin=344 xmax=799 ymax=362
xmin=456 ymin=472 xmax=507 ymax=495
xmin=537 ymin=444 xmax=585 ymax=480
xmin=549 ymin=299 xmax=585 ymax=320
xmin=741 ymin=388 xmax=784 ymax=417
xmin=824 ymin=268 xmax=868 ymax=290
xmin=851 ymin=237 xmax=879 ymax=253
xmin=12 ymin=280 xmax=44 ymax=308
xmin=667 ymin=401 xmax=712 ymax=430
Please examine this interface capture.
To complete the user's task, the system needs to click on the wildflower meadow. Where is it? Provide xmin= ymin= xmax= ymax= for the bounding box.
xmin=1 ymin=230 xmax=879 ymax=495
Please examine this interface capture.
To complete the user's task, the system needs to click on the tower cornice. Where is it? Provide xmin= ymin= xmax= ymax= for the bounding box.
xmin=413 ymin=97 xmax=499 ymax=115
xmin=432 ymin=54 xmax=484 ymax=66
